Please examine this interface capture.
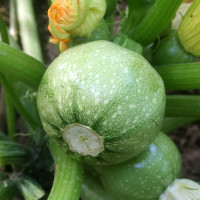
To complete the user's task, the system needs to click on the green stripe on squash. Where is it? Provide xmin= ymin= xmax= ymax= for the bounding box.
xmin=37 ymin=40 xmax=165 ymax=165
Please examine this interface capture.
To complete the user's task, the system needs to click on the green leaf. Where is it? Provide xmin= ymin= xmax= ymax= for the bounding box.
xmin=0 ymin=42 xmax=46 ymax=91
xmin=17 ymin=176 xmax=45 ymax=200
xmin=0 ymin=179 xmax=19 ymax=200
xmin=0 ymin=131 xmax=10 ymax=141
xmin=0 ymin=140 xmax=29 ymax=166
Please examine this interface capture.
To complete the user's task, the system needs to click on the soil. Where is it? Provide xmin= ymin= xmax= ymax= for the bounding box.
xmin=0 ymin=0 xmax=200 ymax=192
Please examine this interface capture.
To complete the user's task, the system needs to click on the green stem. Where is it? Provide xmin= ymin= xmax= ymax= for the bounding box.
xmin=5 ymin=95 xmax=16 ymax=140
xmin=0 ymin=11 xmax=16 ymax=139
xmin=161 ymin=117 xmax=196 ymax=133
xmin=155 ymin=62 xmax=200 ymax=91
xmin=0 ymin=74 xmax=40 ymax=130
xmin=121 ymin=0 xmax=155 ymax=34
xmin=0 ymin=13 xmax=9 ymax=44
xmin=125 ymin=0 xmax=182 ymax=45
xmin=166 ymin=95 xmax=200 ymax=118
xmin=9 ymin=0 xmax=18 ymax=41
xmin=0 ymin=42 xmax=46 ymax=90
xmin=48 ymin=143 xmax=83 ymax=200
xmin=16 ymin=0 xmax=43 ymax=62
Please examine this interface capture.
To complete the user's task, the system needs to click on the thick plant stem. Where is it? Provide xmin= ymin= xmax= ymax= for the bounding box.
xmin=0 ymin=42 xmax=46 ymax=90
xmin=0 ymin=74 xmax=40 ymax=130
xmin=161 ymin=117 xmax=196 ymax=133
xmin=121 ymin=0 xmax=154 ymax=34
xmin=16 ymin=0 xmax=43 ymax=62
xmin=48 ymin=143 xmax=83 ymax=200
xmin=5 ymin=95 xmax=16 ymax=140
xmin=125 ymin=0 xmax=182 ymax=45
xmin=166 ymin=95 xmax=200 ymax=118
xmin=155 ymin=62 xmax=200 ymax=91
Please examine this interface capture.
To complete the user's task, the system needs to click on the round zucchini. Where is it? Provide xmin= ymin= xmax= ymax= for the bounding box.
xmin=37 ymin=40 xmax=165 ymax=165
xmin=100 ymin=132 xmax=182 ymax=200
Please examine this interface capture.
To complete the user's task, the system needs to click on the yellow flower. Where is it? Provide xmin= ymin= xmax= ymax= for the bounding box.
xmin=48 ymin=0 xmax=106 ymax=52
xmin=178 ymin=0 xmax=200 ymax=56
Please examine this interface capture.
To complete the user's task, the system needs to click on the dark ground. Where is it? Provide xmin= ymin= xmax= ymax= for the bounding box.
xmin=0 ymin=0 xmax=199 ymax=184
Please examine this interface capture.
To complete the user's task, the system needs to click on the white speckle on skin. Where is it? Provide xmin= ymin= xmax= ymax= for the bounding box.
xmin=59 ymin=65 xmax=64 ymax=70
xmin=82 ymin=96 xmax=86 ymax=101
xmin=95 ymin=98 xmax=100 ymax=105
xmin=95 ymin=92 xmax=100 ymax=97
xmin=136 ymin=79 xmax=139 ymax=82
xmin=112 ymin=112 xmax=118 ymax=118
xmin=124 ymin=67 xmax=129 ymax=73
xmin=117 ymin=105 xmax=121 ymax=110
xmin=88 ymin=65 xmax=92 ymax=69
xmin=104 ymin=99 xmax=109 ymax=104
xmin=103 ymin=121 xmax=107 ymax=125
xmin=78 ymin=105 xmax=83 ymax=111
xmin=69 ymin=101 xmax=72 ymax=107
xmin=87 ymin=110 xmax=90 ymax=115
xmin=129 ymin=104 xmax=134 ymax=109
xmin=126 ymin=96 xmax=129 ymax=100
xmin=118 ymin=110 xmax=122 ymax=114
xmin=110 ymin=90 xmax=114 ymax=94
xmin=73 ymin=64 xmax=77 ymax=69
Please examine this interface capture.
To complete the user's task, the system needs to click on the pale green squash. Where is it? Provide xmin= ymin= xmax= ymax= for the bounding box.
xmin=100 ymin=133 xmax=182 ymax=200
xmin=37 ymin=40 xmax=165 ymax=165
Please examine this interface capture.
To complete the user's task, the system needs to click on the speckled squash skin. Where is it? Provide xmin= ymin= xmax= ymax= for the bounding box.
xmin=100 ymin=133 xmax=182 ymax=200
xmin=37 ymin=40 xmax=165 ymax=165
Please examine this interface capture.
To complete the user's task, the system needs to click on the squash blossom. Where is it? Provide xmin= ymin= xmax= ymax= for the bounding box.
xmin=48 ymin=0 xmax=106 ymax=52
xmin=172 ymin=2 xmax=192 ymax=30
xmin=178 ymin=0 xmax=200 ymax=56
xmin=159 ymin=179 xmax=200 ymax=200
